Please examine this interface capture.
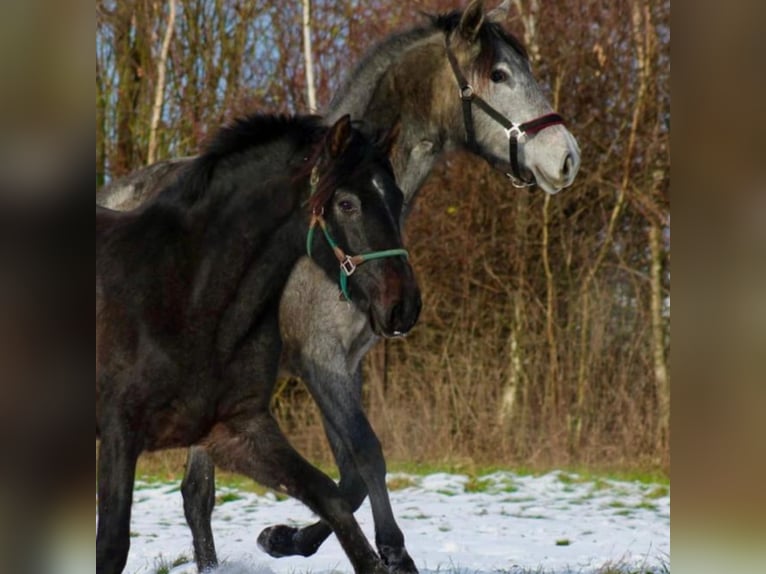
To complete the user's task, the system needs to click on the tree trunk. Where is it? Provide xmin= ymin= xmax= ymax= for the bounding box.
xmin=147 ymin=0 xmax=176 ymax=165
xmin=301 ymin=0 xmax=317 ymax=112
xmin=497 ymin=184 xmax=530 ymax=452
xmin=113 ymin=7 xmax=149 ymax=176
xmin=649 ymin=222 xmax=669 ymax=449
xmin=541 ymin=193 xmax=559 ymax=421
xmin=96 ymin=60 xmax=107 ymax=188
xmin=512 ymin=0 xmax=541 ymax=65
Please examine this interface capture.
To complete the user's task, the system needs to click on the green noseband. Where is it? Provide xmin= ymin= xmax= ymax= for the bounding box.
xmin=305 ymin=168 xmax=408 ymax=301
xmin=306 ymin=212 xmax=409 ymax=301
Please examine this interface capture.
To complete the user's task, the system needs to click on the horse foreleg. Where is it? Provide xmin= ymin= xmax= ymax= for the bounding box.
xmin=260 ymin=363 xmax=417 ymax=574
xmin=257 ymin=418 xmax=368 ymax=558
xmin=96 ymin=425 xmax=140 ymax=574
xmin=181 ymin=445 xmax=217 ymax=572
xmin=314 ymin=365 xmax=417 ymax=574
xmin=205 ymin=410 xmax=388 ymax=574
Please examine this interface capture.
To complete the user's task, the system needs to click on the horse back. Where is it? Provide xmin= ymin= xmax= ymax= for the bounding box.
xmin=96 ymin=204 xmax=130 ymax=241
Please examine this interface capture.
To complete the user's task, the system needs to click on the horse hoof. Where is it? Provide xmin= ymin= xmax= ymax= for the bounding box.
xmin=379 ymin=546 xmax=419 ymax=574
xmin=257 ymin=524 xmax=300 ymax=558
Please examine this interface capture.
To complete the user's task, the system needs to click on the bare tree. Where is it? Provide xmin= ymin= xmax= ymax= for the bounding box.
xmin=147 ymin=0 xmax=176 ymax=164
xmin=649 ymin=220 xmax=669 ymax=443
xmin=301 ymin=0 xmax=317 ymax=112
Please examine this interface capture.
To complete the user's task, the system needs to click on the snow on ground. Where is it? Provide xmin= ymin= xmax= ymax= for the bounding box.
xmin=124 ymin=471 xmax=669 ymax=574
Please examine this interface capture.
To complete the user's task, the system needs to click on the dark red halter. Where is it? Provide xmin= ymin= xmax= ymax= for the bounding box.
xmin=445 ymin=39 xmax=565 ymax=187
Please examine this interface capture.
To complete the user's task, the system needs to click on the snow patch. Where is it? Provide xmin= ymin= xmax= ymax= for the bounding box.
xmin=120 ymin=472 xmax=669 ymax=574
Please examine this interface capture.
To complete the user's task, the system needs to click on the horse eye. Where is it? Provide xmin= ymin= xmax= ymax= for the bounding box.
xmin=338 ymin=200 xmax=356 ymax=213
xmin=490 ymin=69 xmax=509 ymax=83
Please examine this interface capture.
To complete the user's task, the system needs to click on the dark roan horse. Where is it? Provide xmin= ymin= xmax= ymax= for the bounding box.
xmin=97 ymin=1 xmax=581 ymax=572
xmin=96 ymin=114 xmax=421 ymax=574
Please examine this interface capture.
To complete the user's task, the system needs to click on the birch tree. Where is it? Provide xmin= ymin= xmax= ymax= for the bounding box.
xmin=301 ymin=0 xmax=317 ymax=112
xmin=147 ymin=0 xmax=176 ymax=165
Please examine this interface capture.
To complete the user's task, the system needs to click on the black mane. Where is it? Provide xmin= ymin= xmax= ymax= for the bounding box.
xmin=162 ymin=114 xmax=325 ymax=205
xmin=202 ymin=114 xmax=324 ymax=164
xmin=430 ymin=10 xmax=529 ymax=61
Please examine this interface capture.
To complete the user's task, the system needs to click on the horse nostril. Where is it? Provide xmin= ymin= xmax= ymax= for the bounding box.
xmin=386 ymin=292 xmax=421 ymax=336
xmin=562 ymin=154 xmax=573 ymax=179
xmin=387 ymin=301 xmax=404 ymax=333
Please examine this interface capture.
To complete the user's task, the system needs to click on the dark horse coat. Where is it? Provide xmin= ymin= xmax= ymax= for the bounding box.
xmin=96 ymin=114 xmax=420 ymax=574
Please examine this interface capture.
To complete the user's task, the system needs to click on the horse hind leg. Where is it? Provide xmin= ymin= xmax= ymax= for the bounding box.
xmin=181 ymin=446 xmax=218 ymax=572
xmin=205 ymin=411 xmax=388 ymax=574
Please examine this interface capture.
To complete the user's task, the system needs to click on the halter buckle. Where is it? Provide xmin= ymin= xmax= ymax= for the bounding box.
xmin=506 ymin=173 xmax=536 ymax=188
xmin=340 ymin=256 xmax=357 ymax=276
xmin=309 ymin=165 xmax=321 ymax=197
xmin=505 ymin=124 xmax=527 ymax=141
xmin=460 ymin=85 xmax=474 ymax=100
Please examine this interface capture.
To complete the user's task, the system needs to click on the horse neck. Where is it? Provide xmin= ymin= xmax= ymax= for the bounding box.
xmin=151 ymin=153 xmax=309 ymax=316
xmin=327 ymin=30 xmax=463 ymax=207
xmin=191 ymin=173 xmax=307 ymax=273
xmin=173 ymin=140 xmax=307 ymax=245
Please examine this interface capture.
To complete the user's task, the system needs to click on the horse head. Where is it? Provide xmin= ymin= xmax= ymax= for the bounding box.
xmin=307 ymin=115 xmax=421 ymax=338
xmin=441 ymin=0 xmax=580 ymax=193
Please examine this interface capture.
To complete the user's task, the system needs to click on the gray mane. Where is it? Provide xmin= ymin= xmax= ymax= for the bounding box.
xmin=326 ymin=21 xmax=441 ymax=121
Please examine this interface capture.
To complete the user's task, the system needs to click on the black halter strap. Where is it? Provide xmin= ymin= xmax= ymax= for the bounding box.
xmin=445 ymin=39 xmax=565 ymax=187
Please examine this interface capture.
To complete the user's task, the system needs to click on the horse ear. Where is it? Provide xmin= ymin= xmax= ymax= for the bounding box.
xmin=459 ymin=0 xmax=485 ymax=43
xmin=377 ymin=121 xmax=401 ymax=158
xmin=487 ymin=0 xmax=510 ymax=22
xmin=326 ymin=114 xmax=353 ymax=158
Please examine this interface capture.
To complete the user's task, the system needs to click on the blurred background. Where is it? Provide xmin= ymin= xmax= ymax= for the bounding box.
xmin=95 ymin=0 xmax=670 ymax=476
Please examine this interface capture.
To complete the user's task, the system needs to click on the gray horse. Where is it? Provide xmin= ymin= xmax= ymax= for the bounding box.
xmin=97 ymin=1 xmax=580 ymax=572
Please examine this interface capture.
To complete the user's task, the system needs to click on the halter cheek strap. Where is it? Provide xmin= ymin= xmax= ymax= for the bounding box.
xmin=305 ymin=167 xmax=409 ymax=301
xmin=306 ymin=212 xmax=409 ymax=301
xmin=445 ymin=38 xmax=566 ymax=187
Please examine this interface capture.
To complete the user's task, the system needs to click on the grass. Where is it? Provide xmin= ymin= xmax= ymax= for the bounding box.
xmin=553 ymin=469 xmax=669 ymax=487
xmin=386 ymin=474 xmax=418 ymax=490
xmin=595 ymin=559 xmax=670 ymax=574
xmin=387 ymin=462 xmax=669 ymax=487
xmin=463 ymin=476 xmax=493 ymax=493
xmin=131 ymin=448 xmax=669 ymax=493
xmin=134 ymin=448 xmax=341 ymax=486
xmin=645 ymin=485 xmax=670 ymax=498
xmin=216 ymin=491 xmax=244 ymax=504
xmin=151 ymin=553 xmax=190 ymax=574
xmin=499 ymin=561 xmax=669 ymax=574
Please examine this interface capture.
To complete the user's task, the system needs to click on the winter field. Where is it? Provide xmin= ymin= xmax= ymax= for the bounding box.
xmin=123 ymin=470 xmax=669 ymax=574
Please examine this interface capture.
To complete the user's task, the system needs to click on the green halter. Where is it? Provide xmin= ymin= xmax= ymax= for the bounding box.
xmin=305 ymin=167 xmax=409 ymax=301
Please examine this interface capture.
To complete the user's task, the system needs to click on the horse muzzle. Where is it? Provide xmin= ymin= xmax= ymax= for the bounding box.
xmin=366 ymin=259 xmax=421 ymax=338
xmin=522 ymin=127 xmax=581 ymax=194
